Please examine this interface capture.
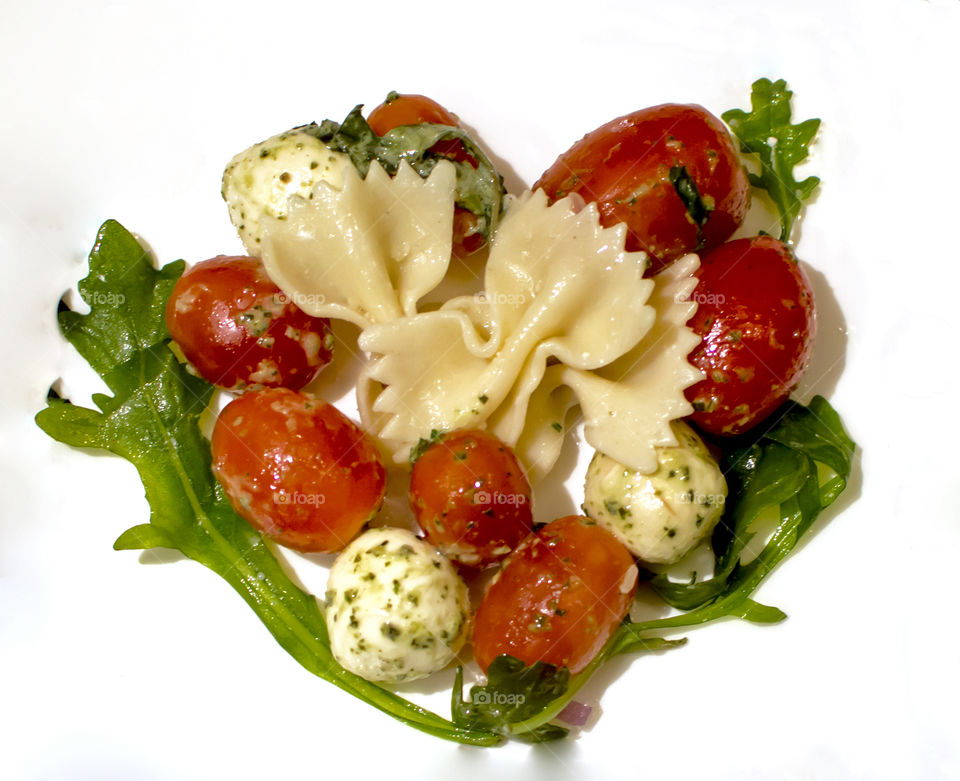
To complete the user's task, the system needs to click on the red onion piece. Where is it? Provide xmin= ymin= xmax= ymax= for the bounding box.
xmin=556 ymin=700 xmax=593 ymax=727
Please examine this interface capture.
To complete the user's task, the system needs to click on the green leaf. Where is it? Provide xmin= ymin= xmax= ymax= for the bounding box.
xmin=669 ymin=164 xmax=713 ymax=250
xmin=452 ymin=655 xmax=571 ymax=742
xmin=36 ymin=220 xmax=500 ymax=747
xmin=306 ymin=106 xmax=505 ymax=242
xmin=722 ymin=78 xmax=821 ymax=243
xmin=645 ymin=396 xmax=856 ymax=621
xmin=459 ymin=635 xmax=686 ymax=740
xmin=409 ymin=428 xmax=445 ymax=465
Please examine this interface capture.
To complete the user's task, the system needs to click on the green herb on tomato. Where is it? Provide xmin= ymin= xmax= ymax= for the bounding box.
xmin=535 ymin=102 xmax=749 ymax=270
xmin=409 ymin=428 xmax=445 ymax=464
xmin=35 ymin=220 xmax=500 ymax=747
xmin=722 ymin=77 xmax=821 ymax=243
xmin=668 ymin=164 xmax=714 ymax=251
xmin=685 ymin=235 xmax=817 ymax=436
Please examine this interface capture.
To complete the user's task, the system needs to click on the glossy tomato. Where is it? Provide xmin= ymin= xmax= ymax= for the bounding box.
xmin=409 ymin=429 xmax=533 ymax=568
xmin=535 ymin=104 xmax=749 ymax=272
xmin=367 ymin=92 xmax=462 ymax=136
xmin=166 ymin=256 xmax=332 ymax=392
xmin=211 ymin=388 xmax=386 ymax=552
xmin=686 ymin=236 xmax=816 ymax=435
xmin=366 ymin=92 xmax=484 ymax=256
xmin=471 ymin=516 xmax=638 ymax=675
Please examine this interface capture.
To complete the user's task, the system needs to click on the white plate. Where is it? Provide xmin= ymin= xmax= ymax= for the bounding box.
xmin=3 ymin=1 xmax=959 ymax=779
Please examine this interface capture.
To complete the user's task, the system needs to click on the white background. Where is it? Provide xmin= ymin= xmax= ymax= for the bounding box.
xmin=2 ymin=1 xmax=959 ymax=779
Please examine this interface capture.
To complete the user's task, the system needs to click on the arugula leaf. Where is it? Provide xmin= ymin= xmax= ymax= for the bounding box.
xmin=452 ymin=656 xmax=571 ymax=742
xmin=722 ymin=78 xmax=821 ymax=243
xmin=35 ymin=221 xmax=500 ymax=747
xmin=306 ymin=105 xmax=505 ymax=243
xmin=649 ymin=396 xmax=855 ymax=614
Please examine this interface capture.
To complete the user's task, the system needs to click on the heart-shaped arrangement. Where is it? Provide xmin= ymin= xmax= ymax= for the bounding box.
xmin=37 ymin=79 xmax=855 ymax=745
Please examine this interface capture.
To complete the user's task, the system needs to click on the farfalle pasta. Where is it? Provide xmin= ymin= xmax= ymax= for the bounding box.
xmin=261 ymin=157 xmax=457 ymax=329
xmin=357 ymin=190 xmax=703 ymax=477
xmin=250 ymin=149 xmax=702 ymax=478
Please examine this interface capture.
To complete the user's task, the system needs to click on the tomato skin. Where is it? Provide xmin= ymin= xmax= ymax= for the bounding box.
xmin=165 ymin=256 xmax=332 ymax=392
xmin=366 ymin=93 xmax=484 ymax=256
xmin=534 ymin=104 xmax=749 ymax=272
xmin=211 ymin=388 xmax=386 ymax=553
xmin=367 ymin=93 xmax=462 ymax=135
xmin=471 ymin=516 xmax=638 ymax=675
xmin=686 ymin=236 xmax=816 ymax=436
xmin=409 ymin=429 xmax=534 ymax=568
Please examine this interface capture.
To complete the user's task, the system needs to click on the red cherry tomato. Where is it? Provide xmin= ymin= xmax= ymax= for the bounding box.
xmin=686 ymin=236 xmax=816 ymax=435
xmin=471 ymin=516 xmax=638 ymax=675
xmin=367 ymin=92 xmax=484 ymax=256
xmin=210 ymin=388 xmax=386 ymax=553
xmin=535 ymin=104 xmax=749 ymax=272
xmin=165 ymin=256 xmax=332 ymax=392
xmin=409 ymin=429 xmax=534 ymax=568
xmin=367 ymin=93 xmax=462 ymax=135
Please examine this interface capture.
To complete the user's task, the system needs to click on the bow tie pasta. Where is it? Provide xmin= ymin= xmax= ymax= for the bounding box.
xmin=261 ymin=157 xmax=457 ymax=329
xmin=357 ymin=190 xmax=704 ymax=478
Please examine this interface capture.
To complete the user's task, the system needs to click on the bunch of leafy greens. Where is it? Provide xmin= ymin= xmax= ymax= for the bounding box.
xmin=722 ymin=77 xmax=821 ymax=243
xmin=37 ymin=78 xmax=853 ymax=746
xmin=303 ymin=93 xmax=504 ymax=243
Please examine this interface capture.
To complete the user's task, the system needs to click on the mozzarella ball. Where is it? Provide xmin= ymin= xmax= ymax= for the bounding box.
xmin=323 ymin=527 xmax=470 ymax=683
xmin=222 ymin=128 xmax=350 ymax=255
xmin=583 ymin=420 xmax=727 ymax=565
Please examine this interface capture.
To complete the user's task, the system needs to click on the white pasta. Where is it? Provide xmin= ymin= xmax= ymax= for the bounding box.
xmin=556 ymin=254 xmax=705 ymax=475
xmin=260 ymin=159 xmax=457 ymax=329
xmin=357 ymin=190 xmax=703 ymax=478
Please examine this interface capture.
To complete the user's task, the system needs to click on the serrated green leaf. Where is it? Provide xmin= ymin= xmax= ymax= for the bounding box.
xmin=722 ymin=78 xmax=821 ymax=242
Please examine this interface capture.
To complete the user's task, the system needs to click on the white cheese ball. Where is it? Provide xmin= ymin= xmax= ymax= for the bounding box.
xmin=583 ymin=420 xmax=727 ymax=565
xmin=323 ymin=527 xmax=470 ymax=683
xmin=221 ymin=128 xmax=351 ymax=255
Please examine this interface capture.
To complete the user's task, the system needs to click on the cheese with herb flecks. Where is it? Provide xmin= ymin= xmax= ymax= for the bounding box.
xmin=324 ymin=527 xmax=469 ymax=683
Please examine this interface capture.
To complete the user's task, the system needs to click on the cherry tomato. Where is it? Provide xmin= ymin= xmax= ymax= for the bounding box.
xmin=534 ymin=104 xmax=749 ymax=272
xmin=409 ymin=429 xmax=534 ymax=568
xmin=211 ymin=388 xmax=386 ymax=553
xmin=367 ymin=92 xmax=462 ymax=136
xmin=471 ymin=516 xmax=638 ymax=675
xmin=686 ymin=236 xmax=816 ymax=436
xmin=166 ymin=256 xmax=332 ymax=392
xmin=367 ymin=92 xmax=484 ymax=256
